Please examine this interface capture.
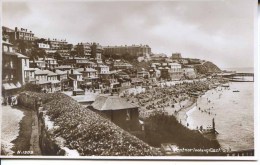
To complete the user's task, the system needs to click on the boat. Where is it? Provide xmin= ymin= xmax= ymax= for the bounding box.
xmin=233 ymin=90 xmax=240 ymax=92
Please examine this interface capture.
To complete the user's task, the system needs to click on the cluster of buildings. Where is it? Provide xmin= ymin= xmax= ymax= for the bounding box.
xmin=2 ymin=26 xmax=202 ymax=98
xmin=103 ymin=44 xmax=151 ymax=57
xmin=148 ymin=62 xmax=197 ymax=80
xmin=2 ymin=26 xmax=211 ymax=135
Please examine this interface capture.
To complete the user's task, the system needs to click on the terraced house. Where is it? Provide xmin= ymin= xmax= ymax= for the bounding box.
xmin=2 ymin=40 xmax=35 ymax=96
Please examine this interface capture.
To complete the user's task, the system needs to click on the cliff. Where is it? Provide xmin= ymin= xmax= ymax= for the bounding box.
xmin=193 ymin=61 xmax=221 ymax=75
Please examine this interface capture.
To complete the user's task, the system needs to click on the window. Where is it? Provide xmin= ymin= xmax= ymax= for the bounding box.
xmin=126 ymin=110 xmax=131 ymax=121
xmin=10 ymin=60 xmax=13 ymax=68
xmin=3 ymin=45 xmax=8 ymax=52
xmin=24 ymin=59 xmax=28 ymax=66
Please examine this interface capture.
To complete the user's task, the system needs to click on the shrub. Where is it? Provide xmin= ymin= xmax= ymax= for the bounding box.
xmin=26 ymin=92 xmax=160 ymax=156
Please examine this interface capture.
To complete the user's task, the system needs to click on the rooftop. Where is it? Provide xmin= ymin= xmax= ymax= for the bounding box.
xmin=16 ymin=53 xmax=29 ymax=59
xmin=55 ymin=69 xmax=67 ymax=75
xmin=91 ymin=95 xmax=138 ymax=111
xmin=69 ymin=69 xmax=82 ymax=75
xmin=56 ymin=65 xmax=73 ymax=69
xmin=39 ymin=57 xmax=56 ymax=61
xmin=34 ymin=68 xmax=49 ymax=75
xmin=45 ymin=70 xmax=58 ymax=76
xmin=2 ymin=40 xmax=13 ymax=46
xmin=76 ymin=68 xmax=97 ymax=72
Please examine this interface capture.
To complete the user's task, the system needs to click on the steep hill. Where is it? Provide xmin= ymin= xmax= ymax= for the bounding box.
xmin=193 ymin=61 xmax=221 ymax=74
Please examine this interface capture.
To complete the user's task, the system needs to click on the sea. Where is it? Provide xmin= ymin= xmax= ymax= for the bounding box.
xmin=222 ymin=67 xmax=254 ymax=73
xmin=186 ymin=80 xmax=254 ymax=151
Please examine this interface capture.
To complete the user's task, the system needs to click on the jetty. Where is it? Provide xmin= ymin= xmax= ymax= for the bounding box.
xmin=219 ymin=72 xmax=254 ymax=82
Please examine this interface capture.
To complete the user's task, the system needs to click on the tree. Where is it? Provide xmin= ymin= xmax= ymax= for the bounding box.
xmin=28 ymin=48 xmax=46 ymax=60
xmin=53 ymin=52 xmax=63 ymax=61
xmin=19 ymin=83 xmax=42 ymax=93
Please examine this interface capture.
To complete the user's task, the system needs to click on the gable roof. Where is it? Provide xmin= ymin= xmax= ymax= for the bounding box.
xmin=35 ymin=68 xmax=49 ymax=75
xmin=91 ymin=95 xmax=138 ymax=111
xmin=45 ymin=70 xmax=58 ymax=76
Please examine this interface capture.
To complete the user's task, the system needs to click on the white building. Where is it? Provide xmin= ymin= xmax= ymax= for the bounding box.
xmin=182 ymin=67 xmax=197 ymax=79
xmin=38 ymin=43 xmax=50 ymax=49
xmin=38 ymin=57 xmax=58 ymax=69
xmin=96 ymin=64 xmax=110 ymax=74
xmin=168 ymin=63 xmax=183 ymax=80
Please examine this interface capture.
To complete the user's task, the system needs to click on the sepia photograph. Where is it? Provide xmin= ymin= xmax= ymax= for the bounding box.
xmin=0 ymin=0 xmax=258 ymax=160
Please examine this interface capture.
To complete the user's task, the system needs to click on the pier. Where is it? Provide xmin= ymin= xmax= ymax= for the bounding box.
xmin=220 ymin=73 xmax=254 ymax=82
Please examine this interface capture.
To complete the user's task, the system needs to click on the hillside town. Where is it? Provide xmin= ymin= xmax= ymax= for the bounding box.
xmin=2 ymin=26 xmax=220 ymax=98
xmin=1 ymin=0 xmax=256 ymax=158
xmin=2 ymin=26 xmax=238 ymax=156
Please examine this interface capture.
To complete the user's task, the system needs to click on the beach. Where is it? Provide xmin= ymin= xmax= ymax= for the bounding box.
xmin=123 ymin=77 xmax=227 ymax=121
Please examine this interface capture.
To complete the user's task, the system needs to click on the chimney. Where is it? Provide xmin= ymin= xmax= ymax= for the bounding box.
xmin=15 ymin=27 xmax=18 ymax=31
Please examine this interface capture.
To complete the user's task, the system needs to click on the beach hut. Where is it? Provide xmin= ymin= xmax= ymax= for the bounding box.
xmin=89 ymin=95 xmax=140 ymax=131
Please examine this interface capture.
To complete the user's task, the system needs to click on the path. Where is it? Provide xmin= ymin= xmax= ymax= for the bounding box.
xmin=1 ymin=105 xmax=41 ymax=156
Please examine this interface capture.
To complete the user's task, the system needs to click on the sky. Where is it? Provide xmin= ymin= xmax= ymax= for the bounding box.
xmin=2 ymin=0 xmax=256 ymax=69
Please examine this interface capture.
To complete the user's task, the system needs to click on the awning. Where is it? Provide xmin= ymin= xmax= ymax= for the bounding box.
xmin=16 ymin=82 xmax=22 ymax=88
xmin=2 ymin=83 xmax=20 ymax=90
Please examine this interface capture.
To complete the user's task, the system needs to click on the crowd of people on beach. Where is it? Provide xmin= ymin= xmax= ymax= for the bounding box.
xmin=123 ymin=77 xmax=225 ymax=119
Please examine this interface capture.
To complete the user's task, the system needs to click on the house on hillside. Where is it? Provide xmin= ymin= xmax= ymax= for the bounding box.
xmin=55 ymin=69 xmax=69 ymax=91
xmin=89 ymin=95 xmax=141 ymax=131
xmin=45 ymin=70 xmax=61 ymax=92
xmin=67 ymin=69 xmax=84 ymax=91
xmin=2 ymin=40 xmax=35 ymax=97
xmin=34 ymin=68 xmax=51 ymax=92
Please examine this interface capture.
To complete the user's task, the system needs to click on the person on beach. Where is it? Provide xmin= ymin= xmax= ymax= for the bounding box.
xmin=8 ymin=96 xmax=12 ymax=105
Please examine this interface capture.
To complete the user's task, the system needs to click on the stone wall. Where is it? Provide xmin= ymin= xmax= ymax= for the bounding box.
xmin=17 ymin=92 xmax=70 ymax=156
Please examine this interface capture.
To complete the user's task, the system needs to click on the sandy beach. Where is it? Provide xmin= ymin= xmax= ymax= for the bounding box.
xmin=171 ymin=97 xmax=197 ymax=127
xmin=1 ymin=105 xmax=24 ymax=155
